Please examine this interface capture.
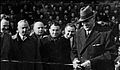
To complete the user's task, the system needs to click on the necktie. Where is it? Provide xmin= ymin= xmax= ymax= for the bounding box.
xmin=86 ymin=31 xmax=89 ymax=38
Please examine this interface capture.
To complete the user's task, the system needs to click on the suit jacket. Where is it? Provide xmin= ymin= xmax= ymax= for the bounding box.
xmin=8 ymin=33 xmax=39 ymax=70
xmin=73 ymin=24 xmax=117 ymax=70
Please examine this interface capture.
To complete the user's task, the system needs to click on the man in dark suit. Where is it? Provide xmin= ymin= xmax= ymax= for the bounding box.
xmin=72 ymin=6 xmax=117 ymax=70
xmin=41 ymin=22 xmax=72 ymax=70
xmin=8 ymin=19 xmax=39 ymax=70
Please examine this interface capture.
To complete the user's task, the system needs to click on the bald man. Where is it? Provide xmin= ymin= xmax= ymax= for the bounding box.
xmin=31 ymin=21 xmax=45 ymax=38
xmin=8 ymin=20 xmax=42 ymax=70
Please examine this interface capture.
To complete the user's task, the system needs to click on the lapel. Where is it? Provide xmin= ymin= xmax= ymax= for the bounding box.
xmin=12 ymin=33 xmax=29 ymax=43
xmin=32 ymin=33 xmax=38 ymax=40
xmin=80 ymin=26 xmax=101 ymax=55
xmin=79 ymin=28 xmax=87 ymax=47
xmin=77 ymin=28 xmax=87 ymax=55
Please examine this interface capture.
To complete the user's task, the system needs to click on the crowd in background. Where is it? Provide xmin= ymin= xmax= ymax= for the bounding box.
xmin=0 ymin=0 xmax=120 ymax=35
xmin=0 ymin=0 xmax=120 ymax=70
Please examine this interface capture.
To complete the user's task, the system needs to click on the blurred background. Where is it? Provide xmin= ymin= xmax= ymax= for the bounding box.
xmin=0 ymin=0 xmax=120 ymax=35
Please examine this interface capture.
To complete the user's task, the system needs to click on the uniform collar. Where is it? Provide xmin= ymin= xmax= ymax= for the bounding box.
xmin=19 ymin=33 xmax=27 ymax=41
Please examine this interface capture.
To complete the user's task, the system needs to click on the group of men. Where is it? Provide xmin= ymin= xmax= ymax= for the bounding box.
xmin=1 ymin=5 xmax=118 ymax=70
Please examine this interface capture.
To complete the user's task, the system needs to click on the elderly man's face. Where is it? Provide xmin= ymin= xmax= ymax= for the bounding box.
xmin=1 ymin=19 xmax=9 ymax=33
xmin=33 ymin=22 xmax=44 ymax=36
xmin=82 ymin=17 xmax=95 ymax=31
xmin=18 ymin=22 xmax=29 ymax=36
xmin=64 ymin=26 xmax=76 ymax=39
xmin=49 ymin=25 xmax=61 ymax=38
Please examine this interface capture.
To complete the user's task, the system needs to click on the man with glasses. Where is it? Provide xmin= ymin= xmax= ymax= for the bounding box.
xmin=72 ymin=5 xmax=117 ymax=70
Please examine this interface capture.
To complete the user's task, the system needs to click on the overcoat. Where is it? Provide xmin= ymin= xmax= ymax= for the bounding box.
xmin=41 ymin=35 xmax=72 ymax=70
xmin=73 ymin=24 xmax=117 ymax=70
xmin=8 ymin=33 xmax=38 ymax=70
xmin=30 ymin=32 xmax=44 ymax=70
xmin=1 ymin=33 xmax=12 ymax=70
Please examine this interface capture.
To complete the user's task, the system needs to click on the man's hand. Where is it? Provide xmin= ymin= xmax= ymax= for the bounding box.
xmin=73 ymin=58 xmax=80 ymax=69
xmin=80 ymin=60 xmax=91 ymax=68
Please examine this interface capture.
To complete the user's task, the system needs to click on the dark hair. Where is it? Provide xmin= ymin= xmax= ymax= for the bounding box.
xmin=65 ymin=23 xmax=76 ymax=30
xmin=49 ymin=21 xmax=61 ymax=29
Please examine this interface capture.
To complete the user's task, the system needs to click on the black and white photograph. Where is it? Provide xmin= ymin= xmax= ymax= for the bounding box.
xmin=1 ymin=0 xmax=120 ymax=70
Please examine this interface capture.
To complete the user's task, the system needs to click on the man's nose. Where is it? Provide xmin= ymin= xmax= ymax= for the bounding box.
xmin=39 ymin=28 xmax=42 ymax=30
xmin=23 ymin=28 xmax=27 ymax=31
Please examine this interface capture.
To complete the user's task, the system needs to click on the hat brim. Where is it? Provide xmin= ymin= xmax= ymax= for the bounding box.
xmin=77 ymin=12 xmax=96 ymax=23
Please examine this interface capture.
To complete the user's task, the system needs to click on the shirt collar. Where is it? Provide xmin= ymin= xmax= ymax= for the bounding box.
xmin=19 ymin=33 xmax=27 ymax=41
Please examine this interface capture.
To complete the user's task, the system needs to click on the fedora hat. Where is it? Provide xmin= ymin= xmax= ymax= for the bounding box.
xmin=78 ymin=5 xmax=96 ymax=22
